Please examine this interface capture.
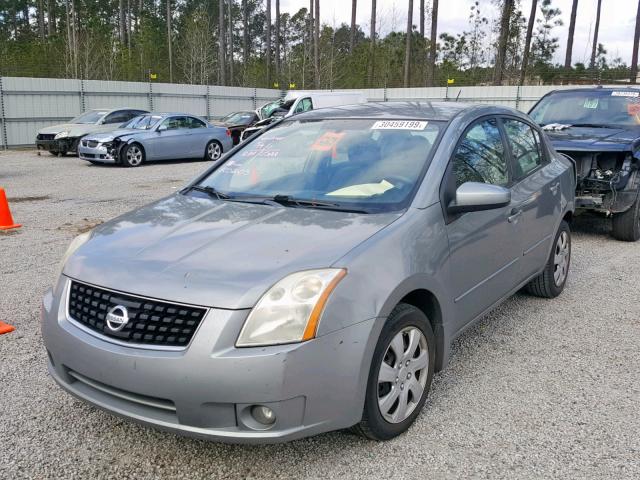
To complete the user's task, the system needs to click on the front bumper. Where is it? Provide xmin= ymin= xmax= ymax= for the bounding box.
xmin=41 ymin=279 xmax=376 ymax=443
xmin=36 ymin=137 xmax=79 ymax=153
xmin=78 ymin=142 xmax=115 ymax=163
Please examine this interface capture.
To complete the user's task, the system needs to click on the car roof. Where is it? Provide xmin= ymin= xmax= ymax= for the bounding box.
xmin=291 ymin=101 xmax=519 ymax=122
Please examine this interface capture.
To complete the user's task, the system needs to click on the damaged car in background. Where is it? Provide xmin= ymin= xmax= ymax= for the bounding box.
xmin=78 ymin=113 xmax=233 ymax=167
xmin=35 ymin=108 xmax=148 ymax=156
xmin=530 ymin=87 xmax=640 ymax=241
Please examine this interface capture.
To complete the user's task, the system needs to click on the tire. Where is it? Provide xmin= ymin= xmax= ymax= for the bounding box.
xmin=205 ymin=140 xmax=223 ymax=161
xmin=525 ymin=220 xmax=571 ymax=298
xmin=352 ymin=303 xmax=435 ymax=441
xmin=121 ymin=143 xmax=145 ymax=167
xmin=612 ymin=192 xmax=640 ymax=242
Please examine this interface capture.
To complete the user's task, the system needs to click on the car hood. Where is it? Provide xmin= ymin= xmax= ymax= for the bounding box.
xmin=64 ymin=194 xmax=400 ymax=309
xmin=38 ymin=123 xmax=118 ymax=138
xmin=85 ymin=129 xmax=138 ymax=142
xmin=544 ymin=126 xmax=640 ymax=152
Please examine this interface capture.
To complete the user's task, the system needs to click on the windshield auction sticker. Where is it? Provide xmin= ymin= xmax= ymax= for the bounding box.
xmin=612 ymin=91 xmax=639 ymax=97
xmin=371 ymin=120 xmax=428 ymax=130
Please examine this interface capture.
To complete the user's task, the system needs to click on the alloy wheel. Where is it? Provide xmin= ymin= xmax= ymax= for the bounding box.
xmin=554 ymin=230 xmax=570 ymax=286
xmin=126 ymin=145 xmax=143 ymax=166
xmin=377 ymin=326 xmax=429 ymax=424
xmin=208 ymin=142 xmax=222 ymax=160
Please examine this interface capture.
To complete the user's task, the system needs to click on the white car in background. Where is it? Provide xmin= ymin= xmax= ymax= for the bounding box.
xmin=240 ymin=91 xmax=368 ymax=141
xmin=35 ymin=108 xmax=149 ymax=156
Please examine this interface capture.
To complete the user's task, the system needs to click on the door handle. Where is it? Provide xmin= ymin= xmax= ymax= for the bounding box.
xmin=507 ymin=208 xmax=522 ymax=223
xmin=550 ymin=182 xmax=560 ymax=195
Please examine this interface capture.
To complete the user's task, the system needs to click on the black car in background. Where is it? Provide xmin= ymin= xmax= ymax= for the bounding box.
xmin=529 ymin=87 xmax=640 ymax=241
xmin=211 ymin=111 xmax=259 ymax=145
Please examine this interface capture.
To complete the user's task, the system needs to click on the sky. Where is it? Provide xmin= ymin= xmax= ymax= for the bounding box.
xmin=279 ymin=0 xmax=637 ymax=66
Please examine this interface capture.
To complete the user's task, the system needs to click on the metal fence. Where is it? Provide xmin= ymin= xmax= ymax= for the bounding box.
xmin=0 ymin=76 xmax=631 ymax=148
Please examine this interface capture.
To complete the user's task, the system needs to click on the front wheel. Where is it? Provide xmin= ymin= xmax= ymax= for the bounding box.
xmin=525 ymin=220 xmax=571 ymax=298
xmin=612 ymin=192 xmax=640 ymax=241
xmin=205 ymin=141 xmax=222 ymax=161
xmin=121 ymin=143 xmax=145 ymax=167
xmin=353 ymin=303 xmax=435 ymax=441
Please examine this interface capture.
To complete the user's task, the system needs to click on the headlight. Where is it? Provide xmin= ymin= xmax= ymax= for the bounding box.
xmin=54 ymin=131 xmax=69 ymax=139
xmin=53 ymin=231 xmax=91 ymax=288
xmin=236 ymin=269 xmax=347 ymax=347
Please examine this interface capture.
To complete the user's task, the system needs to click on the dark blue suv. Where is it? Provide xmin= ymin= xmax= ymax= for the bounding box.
xmin=530 ymin=87 xmax=640 ymax=241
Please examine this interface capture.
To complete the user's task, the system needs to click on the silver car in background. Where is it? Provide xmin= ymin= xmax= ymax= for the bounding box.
xmin=42 ymin=102 xmax=575 ymax=443
xmin=79 ymin=113 xmax=233 ymax=167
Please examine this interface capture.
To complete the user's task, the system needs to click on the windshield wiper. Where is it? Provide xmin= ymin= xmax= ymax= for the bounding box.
xmin=269 ymin=195 xmax=369 ymax=214
xmin=568 ymin=123 xmax=616 ymax=129
xmin=183 ymin=185 xmax=232 ymax=200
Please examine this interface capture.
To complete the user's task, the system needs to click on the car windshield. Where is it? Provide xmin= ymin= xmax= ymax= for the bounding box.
xmin=530 ymin=90 xmax=640 ymax=127
xmin=123 ymin=115 xmax=163 ymax=130
xmin=193 ymin=118 xmax=442 ymax=213
xmin=70 ymin=110 xmax=108 ymax=124
xmin=222 ymin=112 xmax=255 ymax=125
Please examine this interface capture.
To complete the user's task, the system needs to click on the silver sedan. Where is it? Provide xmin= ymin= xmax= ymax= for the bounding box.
xmin=78 ymin=113 xmax=233 ymax=167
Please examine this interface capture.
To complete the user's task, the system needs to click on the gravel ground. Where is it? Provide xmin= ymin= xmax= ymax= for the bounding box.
xmin=1 ymin=150 xmax=639 ymax=480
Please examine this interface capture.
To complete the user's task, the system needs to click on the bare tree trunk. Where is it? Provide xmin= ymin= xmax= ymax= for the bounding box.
xmin=266 ymin=0 xmax=271 ymax=87
xmin=38 ymin=0 xmax=46 ymax=40
xmin=228 ymin=0 xmax=234 ymax=85
xmin=127 ymin=0 xmax=132 ymax=49
xmin=564 ymin=0 xmax=578 ymax=69
xmin=48 ymin=0 xmax=56 ymax=35
xmin=519 ymin=0 xmax=537 ymax=86
xmin=22 ymin=5 xmax=30 ymax=34
xmin=308 ymin=0 xmax=313 ymax=85
xmin=404 ymin=0 xmax=413 ymax=87
xmin=119 ymin=0 xmax=126 ymax=43
xmin=167 ymin=0 xmax=173 ymax=82
xmin=275 ymin=0 xmax=280 ymax=80
xmin=419 ymin=0 xmax=424 ymax=37
xmin=314 ymin=0 xmax=320 ymax=87
xmin=426 ymin=0 xmax=438 ymax=86
xmin=632 ymin=1 xmax=640 ymax=84
xmin=589 ymin=0 xmax=602 ymax=70
xmin=242 ymin=0 xmax=249 ymax=72
xmin=493 ymin=0 xmax=513 ymax=86
xmin=218 ymin=0 xmax=226 ymax=84
xmin=367 ymin=0 xmax=376 ymax=86
xmin=349 ymin=0 xmax=357 ymax=53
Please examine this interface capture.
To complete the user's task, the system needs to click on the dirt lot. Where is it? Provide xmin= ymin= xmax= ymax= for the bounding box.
xmin=1 ymin=150 xmax=639 ymax=479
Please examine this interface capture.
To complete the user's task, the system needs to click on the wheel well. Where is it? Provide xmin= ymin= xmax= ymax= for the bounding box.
xmin=399 ymin=289 xmax=445 ymax=372
xmin=563 ymin=211 xmax=573 ymax=225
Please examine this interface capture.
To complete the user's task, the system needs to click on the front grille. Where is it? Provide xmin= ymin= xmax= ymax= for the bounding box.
xmin=68 ymin=281 xmax=207 ymax=348
xmin=38 ymin=134 xmax=55 ymax=140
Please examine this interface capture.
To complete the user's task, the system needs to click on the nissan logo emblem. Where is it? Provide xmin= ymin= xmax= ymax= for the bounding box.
xmin=106 ymin=305 xmax=129 ymax=332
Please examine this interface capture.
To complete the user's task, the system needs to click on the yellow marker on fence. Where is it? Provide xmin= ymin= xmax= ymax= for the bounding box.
xmin=447 ymin=78 xmax=455 ymax=85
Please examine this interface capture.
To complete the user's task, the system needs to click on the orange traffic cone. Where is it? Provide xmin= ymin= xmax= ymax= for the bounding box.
xmin=0 ymin=321 xmax=15 ymax=335
xmin=0 ymin=188 xmax=21 ymax=230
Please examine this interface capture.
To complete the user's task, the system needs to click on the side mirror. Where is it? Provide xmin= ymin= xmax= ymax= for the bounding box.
xmin=157 ymin=124 xmax=167 ymax=132
xmin=448 ymin=182 xmax=511 ymax=214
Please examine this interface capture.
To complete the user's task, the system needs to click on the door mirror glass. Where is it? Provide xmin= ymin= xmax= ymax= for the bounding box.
xmin=448 ymin=182 xmax=511 ymax=214
xmin=157 ymin=124 xmax=168 ymax=132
